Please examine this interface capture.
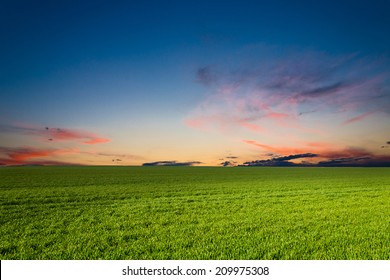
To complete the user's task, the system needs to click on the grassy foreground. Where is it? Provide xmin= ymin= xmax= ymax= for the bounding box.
xmin=0 ymin=166 xmax=389 ymax=260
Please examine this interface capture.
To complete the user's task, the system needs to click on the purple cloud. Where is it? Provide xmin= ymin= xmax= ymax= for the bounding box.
xmin=186 ymin=47 xmax=390 ymax=134
xmin=142 ymin=161 xmax=202 ymax=166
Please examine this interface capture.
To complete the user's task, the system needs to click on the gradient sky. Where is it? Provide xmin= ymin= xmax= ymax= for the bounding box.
xmin=1 ymin=0 xmax=390 ymax=166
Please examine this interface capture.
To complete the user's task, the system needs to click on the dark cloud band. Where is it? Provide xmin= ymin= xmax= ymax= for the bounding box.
xmin=142 ymin=161 xmax=202 ymax=166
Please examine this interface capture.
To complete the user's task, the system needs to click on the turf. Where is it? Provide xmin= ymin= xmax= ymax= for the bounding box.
xmin=0 ymin=166 xmax=389 ymax=259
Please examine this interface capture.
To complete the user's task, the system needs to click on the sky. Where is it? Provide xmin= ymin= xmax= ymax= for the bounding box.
xmin=1 ymin=0 xmax=390 ymax=166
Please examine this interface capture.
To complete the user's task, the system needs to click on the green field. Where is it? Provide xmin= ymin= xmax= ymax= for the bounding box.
xmin=0 ymin=166 xmax=389 ymax=260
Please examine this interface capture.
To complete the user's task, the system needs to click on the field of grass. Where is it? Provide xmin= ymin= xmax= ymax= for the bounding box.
xmin=0 ymin=166 xmax=389 ymax=260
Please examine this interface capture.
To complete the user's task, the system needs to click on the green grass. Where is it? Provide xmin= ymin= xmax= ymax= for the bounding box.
xmin=0 ymin=166 xmax=389 ymax=259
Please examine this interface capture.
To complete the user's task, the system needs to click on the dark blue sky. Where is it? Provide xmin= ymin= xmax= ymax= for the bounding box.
xmin=2 ymin=0 xmax=389 ymax=84
xmin=1 ymin=0 xmax=389 ymax=166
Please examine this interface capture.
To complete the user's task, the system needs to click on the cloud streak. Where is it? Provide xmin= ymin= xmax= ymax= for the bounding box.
xmin=45 ymin=127 xmax=110 ymax=144
xmin=243 ymin=139 xmax=316 ymax=155
xmin=142 ymin=161 xmax=202 ymax=166
xmin=96 ymin=152 xmax=143 ymax=160
xmin=0 ymin=146 xmax=80 ymax=165
xmin=0 ymin=158 xmax=83 ymax=166
xmin=0 ymin=123 xmax=110 ymax=144
xmin=241 ymin=139 xmax=390 ymax=166
xmin=242 ymin=153 xmax=318 ymax=166
xmin=297 ymin=81 xmax=349 ymax=98
xmin=342 ymin=111 xmax=377 ymax=125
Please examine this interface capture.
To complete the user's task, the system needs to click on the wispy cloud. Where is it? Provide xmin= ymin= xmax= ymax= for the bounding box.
xmin=0 ymin=158 xmax=83 ymax=166
xmin=0 ymin=123 xmax=110 ymax=144
xmin=142 ymin=160 xmax=202 ymax=166
xmin=297 ymin=81 xmax=350 ymax=98
xmin=243 ymin=139 xmax=316 ymax=155
xmin=0 ymin=146 xmax=80 ymax=165
xmin=96 ymin=152 xmax=143 ymax=160
xmin=241 ymin=139 xmax=390 ymax=166
xmin=342 ymin=110 xmax=378 ymax=125
xmin=0 ymin=146 xmax=78 ymax=161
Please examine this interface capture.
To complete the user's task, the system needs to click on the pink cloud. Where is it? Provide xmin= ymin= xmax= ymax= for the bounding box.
xmin=0 ymin=158 xmax=83 ymax=166
xmin=243 ymin=139 xmax=338 ymax=157
xmin=184 ymin=116 xmax=214 ymax=131
xmin=44 ymin=128 xmax=110 ymax=144
xmin=237 ymin=121 xmax=264 ymax=132
xmin=83 ymin=137 xmax=111 ymax=144
xmin=242 ymin=139 xmax=390 ymax=165
xmin=0 ymin=123 xmax=145 ymax=166
xmin=242 ymin=140 xmax=309 ymax=155
xmin=342 ymin=111 xmax=377 ymax=125
xmin=184 ymin=118 xmax=205 ymax=129
xmin=266 ymin=112 xmax=290 ymax=119
xmin=0 ymin=146 xmax=80 ymax=165
xmin=319 ymin=148 xmax=371 ymax=159
xmin=184 ymin=87 xmax=298 ymax=134
xmin=1 ymin=123 xmax=111 ymax=144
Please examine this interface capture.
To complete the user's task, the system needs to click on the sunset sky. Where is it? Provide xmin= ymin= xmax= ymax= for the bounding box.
xmin=1 ymin=0 xmax=390 ymax=166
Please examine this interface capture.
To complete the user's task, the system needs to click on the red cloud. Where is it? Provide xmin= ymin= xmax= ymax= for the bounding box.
xmin=242 ymin=140 xmax=309 ymax=155
xmin=342 ymin=111 xmax=376 ymax=125
xmin=242 ymin=139 xmax=390 ymax=165
xmin=0 ymin=146 xmax=80 ymax=165
xmin=8 ymin=149 xmax=54 ymax=161
xmin=319 ymin=148 xmax=372 ymax=159
xmin=0 ymin=123 xmax=114 ymax=166
xmin=82 ymin=138 xmax=109 ymax=144
xmin=237 ymin=121 xmax=264 ymax=132
xmin=83 ymin=138 xmax=111 ymax=144
xmin=1 ymin=123 xmax=111 ymax=144
xmin=44 ymin=128 xmax=110 ymax=144
xmin=0 ymin=158 xmax=82 ymax=166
